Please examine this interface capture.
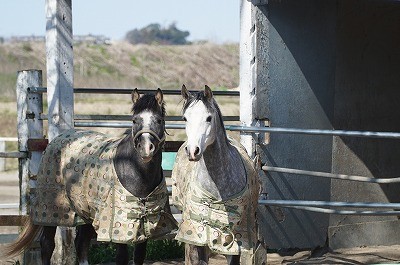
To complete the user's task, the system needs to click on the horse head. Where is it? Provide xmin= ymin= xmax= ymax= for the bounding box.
xmin=181 ymin=84 xmax=226 ymax=161
xmin=131 ymin=88 xmax=165 ymax=163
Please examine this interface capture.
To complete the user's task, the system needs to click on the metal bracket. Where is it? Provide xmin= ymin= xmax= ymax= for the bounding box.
xmin=26 ymin=112 xmax=35 ymax=119
xmin=255 ymin=118 xmax=270 ymax=145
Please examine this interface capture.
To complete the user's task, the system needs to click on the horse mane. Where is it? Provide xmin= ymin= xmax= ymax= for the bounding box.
xmin=132 ymin=93 xmax=166 ymax=117
xmin=182 ymin=91 xmax=229 ymax=143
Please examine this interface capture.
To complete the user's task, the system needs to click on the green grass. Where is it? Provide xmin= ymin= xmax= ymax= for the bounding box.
xmin=0 ymin=73 xmax=17 ymax=101
xmin=88 ymin=44 xmax=111 ymax=59
xmin=130 ymin=55 xmax=140 ymax=67
xmin=22 ymin=43 xmax=33 ymax=52
xmin=215 ymin=86 xmax=229 ymax=92
xmin=145 ymin=239 xmax=184 ymax=260
xmin=88 ymin=240 xmax=184 ymax=264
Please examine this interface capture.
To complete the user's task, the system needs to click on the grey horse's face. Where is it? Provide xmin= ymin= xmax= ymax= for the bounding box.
xmin=183 ymin=100 xmax=216 ymax=161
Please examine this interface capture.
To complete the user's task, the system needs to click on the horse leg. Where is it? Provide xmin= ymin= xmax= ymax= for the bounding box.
xmin=40 ymin=226 xmax=57 ymax=265
xmin=226 ymin=255 xmax=240 ymax=265
xmin=75 ymin=224 xmax=96 ymax=265
xmin=115 ymin=243 xmax=129 ymax=265
xmin=133 ymin=240 xmax=147 ymax=265
xmin=186 ymin=244 xmax=209 ymax=265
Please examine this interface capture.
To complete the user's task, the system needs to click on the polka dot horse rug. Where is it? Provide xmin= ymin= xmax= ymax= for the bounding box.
xmin=32 ymin=129 xmax=178 ymax=243
xmin=172 ymin=139 xmax=267 ymax=264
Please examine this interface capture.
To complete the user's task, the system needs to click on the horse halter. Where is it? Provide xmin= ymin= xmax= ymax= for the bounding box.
xmin=132 ymin=128 xmax=166 ymax=152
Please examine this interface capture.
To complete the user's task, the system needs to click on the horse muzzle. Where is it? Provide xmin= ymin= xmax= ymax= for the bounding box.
xmin=185 ymin=145 xmax=202 ymax=161
xmin=133 ymin=129 xmax=165 ymax=163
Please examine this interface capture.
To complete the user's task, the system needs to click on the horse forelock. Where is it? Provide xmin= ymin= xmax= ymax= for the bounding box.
xmin=132 ymin=94 xmax=166 ymax=117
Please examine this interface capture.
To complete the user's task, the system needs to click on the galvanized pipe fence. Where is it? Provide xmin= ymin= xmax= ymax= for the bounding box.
xmin=2 ymin=86 xmax=400 ymax=215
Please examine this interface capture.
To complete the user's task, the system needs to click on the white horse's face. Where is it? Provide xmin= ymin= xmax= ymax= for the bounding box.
xmin=183 ymin=100 xmax=216 ymax=161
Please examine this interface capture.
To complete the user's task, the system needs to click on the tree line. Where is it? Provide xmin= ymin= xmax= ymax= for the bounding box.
xmin=0 ymin=23 xmax=190 ymax=45
xmin=125 ymin=23 xmax=190 ymax=45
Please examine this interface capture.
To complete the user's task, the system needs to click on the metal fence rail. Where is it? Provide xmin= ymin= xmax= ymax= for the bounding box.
xmin=260 ymin=200 xmax=400 ymax=216
xmin=0 ymin=203 xmax=19 ymax=209
xmin=39 ymin=114 xmax=240 ymax=122
xmin=28 ymin=87 xmax=240 ymax=96
xmin=225 ymin=125 xmax=400 ymax=139
xmin=73 ymin=122 xmax=400 ymax=139
xmin=0 ymin=152 xmax=27 ymax=159
xmin=263 ymin=166 xmax=400 ymax=184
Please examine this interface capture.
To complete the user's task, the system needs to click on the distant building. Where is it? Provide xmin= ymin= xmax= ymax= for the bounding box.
xmin=9 ymin=35 xmax=45 ymax=43
xmin=6 ymin=34 xmax=111 ymax=45
xmin=74 ymin=34 xmax=111 ymax=45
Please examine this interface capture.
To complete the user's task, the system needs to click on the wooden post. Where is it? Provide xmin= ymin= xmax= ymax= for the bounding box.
xmin=16 ymin=69 xmax=44 ymax=263
xmin=46 ymin=0 xmax=75 ymax=263
xmin=16 ymin=70 xmax=43 ymax=216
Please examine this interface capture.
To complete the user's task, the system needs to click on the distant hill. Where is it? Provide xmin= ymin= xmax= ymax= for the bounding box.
xmin=0 ymin=41 xmax=239 ymax=101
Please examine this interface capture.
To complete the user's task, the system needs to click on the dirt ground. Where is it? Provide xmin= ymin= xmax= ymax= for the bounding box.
xmin=1 ymin=170 xmax=400 ymax=264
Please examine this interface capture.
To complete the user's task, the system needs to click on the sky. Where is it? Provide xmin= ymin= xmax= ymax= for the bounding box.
xmin=0 ymin=0 xmax=240 ymax=43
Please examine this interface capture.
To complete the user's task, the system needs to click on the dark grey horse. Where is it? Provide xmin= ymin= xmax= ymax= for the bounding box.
xmin=4 ymin=89 xmax=177 ymax=265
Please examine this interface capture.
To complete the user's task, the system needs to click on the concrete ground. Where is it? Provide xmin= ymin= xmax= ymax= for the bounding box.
xmin=1 ymin=170 xmax=400 ymax=264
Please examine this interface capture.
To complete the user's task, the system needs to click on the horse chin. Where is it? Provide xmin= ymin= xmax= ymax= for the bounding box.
xmin=188 ymin=155 xmax=202 ymax=162
xmin=141 ymin=156 xmax=153 ymax=163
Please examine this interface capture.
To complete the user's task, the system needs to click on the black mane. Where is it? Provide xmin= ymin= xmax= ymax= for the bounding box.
xmin=132 ymin=93 xmax=166 ymax=117
xmin=182 ymin=91 xmax=228 ymax=141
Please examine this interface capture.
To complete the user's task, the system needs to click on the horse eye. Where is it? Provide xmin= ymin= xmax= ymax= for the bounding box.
xmin=132 ymin=119 xmax=137 ymax=124
xmin=206 ymin=116 xmax=212 ymax=122
xmin=182 ymin=117 xmax=187 ymax=122
xmin=157 ymin=119 xmax=162 ymax=124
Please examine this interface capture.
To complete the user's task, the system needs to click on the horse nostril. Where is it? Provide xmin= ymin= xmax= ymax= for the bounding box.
xmin=185 ymin=146 xmax=189 ymax=154
xmin=194 ymin=147 xmax=200 ymax=156
xmin=149 ymin=143 xmax=155 ymax=152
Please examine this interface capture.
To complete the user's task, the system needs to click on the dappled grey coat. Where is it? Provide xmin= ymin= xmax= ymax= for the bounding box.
xmin=172 ymin=138 xmax=266 ymax=264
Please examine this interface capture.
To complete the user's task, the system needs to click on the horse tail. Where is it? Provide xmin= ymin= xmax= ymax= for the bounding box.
xmin=2 ymin=216 xmax=43 ymax=258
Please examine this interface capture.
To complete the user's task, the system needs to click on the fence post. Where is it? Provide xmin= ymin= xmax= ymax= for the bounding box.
xmin=16 ymin=69 xmax=43 ymax=263
xmin=45 ymin=0 xmax=75 ymax=263
xmin=239 ymin=0 xmax=258 ymax=158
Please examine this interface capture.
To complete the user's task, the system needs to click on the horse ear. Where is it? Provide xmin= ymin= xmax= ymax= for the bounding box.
xmin=131 ymin=88 xmax=140 ymax=104
xmin=204 ymin=85 xmax=213 ymax=100
xmin=155 ymin=88 xmax=164 ymax=106
xmin=181 ymin=84 xmax=190 ymax=100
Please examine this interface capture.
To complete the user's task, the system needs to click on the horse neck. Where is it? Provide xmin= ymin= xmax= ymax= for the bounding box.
xmin=201 ymin=121 xmax=246 ymax=200
xmin=114 ymin=133 xmax=163 ymax=198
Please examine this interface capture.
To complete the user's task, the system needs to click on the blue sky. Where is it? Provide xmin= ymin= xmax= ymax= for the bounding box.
xmin=0 ymin=0 xmax=240 ymax=43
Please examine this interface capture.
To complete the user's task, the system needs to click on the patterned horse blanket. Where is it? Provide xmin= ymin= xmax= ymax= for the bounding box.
xmin=171 ymin=139 xmax=266 ymax=264
xmin=32 ymin=129 xmax=177 ymax=243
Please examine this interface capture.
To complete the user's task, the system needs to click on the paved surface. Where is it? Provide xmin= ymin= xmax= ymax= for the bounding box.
xmin=1 ymin=170 xmax=400 ymax=264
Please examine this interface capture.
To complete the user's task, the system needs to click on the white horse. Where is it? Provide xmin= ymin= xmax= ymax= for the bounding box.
xmin=172 ymin=85 xmax=266 ymax=265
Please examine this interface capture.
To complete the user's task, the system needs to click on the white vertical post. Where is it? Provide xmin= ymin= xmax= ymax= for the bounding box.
xmin=240 ymin=0 xmax=257 ymax=157
xmin=46 ymin=0 xmax=75 ymax=263
xmin=46 ymin=0 xmax=74 ymax=139
xmin=240 ymin=2 xmax=269 ymax=261
xmin=16 ymin=69 xmax=44 ymax=264
xmin=16 ymin=70 xmax=43 ymax=215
